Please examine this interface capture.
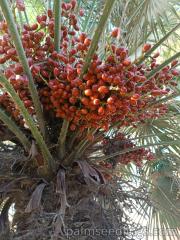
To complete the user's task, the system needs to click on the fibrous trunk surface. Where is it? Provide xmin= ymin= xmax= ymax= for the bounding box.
xmin=0 ymin=150 xmax=132 ymax=240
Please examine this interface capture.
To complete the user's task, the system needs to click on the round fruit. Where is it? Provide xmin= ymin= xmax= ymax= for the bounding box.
xmin=98 ymin=86 xmax=109 ymax=94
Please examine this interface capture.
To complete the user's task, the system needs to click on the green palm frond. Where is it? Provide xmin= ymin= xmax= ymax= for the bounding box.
xmin=80 ymin=0 xmax=116 ymax=76
xmin=121 ymin=102 xmax=180 ymax=238
xmin=54 ymin=0 xmax=61 ymax=53
xmin=119 ymin=159 xmax=180 ymax=240
xmin=24 ymin=0 xmax=46 ymax=22
xmin=103 ymin=0 xmax=180 ymax=53
xmin=123 ymin=100 xmax=180 ymax=155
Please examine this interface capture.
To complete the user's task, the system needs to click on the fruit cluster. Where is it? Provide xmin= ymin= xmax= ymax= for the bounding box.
xmin=0 ymin=71 xmax=33 ymax=126
xmin=0 ymin=0 xmax=179 ymax=132
xmin=101 ymin=133 xmax=154 ymax=168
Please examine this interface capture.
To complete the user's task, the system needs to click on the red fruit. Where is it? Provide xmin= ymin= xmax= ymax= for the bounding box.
xmin=36 ymin=16 xmax=42 ymax=24
xmin=69 ymin=106 xmax=76 ymax=112
xmin=105 ymin=163 xmax=112 ymax=169
xmin=81 ymin=108 xmax=88 ymax=115
xmin=59 ymin=83 xmax=65 ymax=89
xmin=14 ymin=64 xmax=23 ymax=74
xmin=76 ymin=67 xmax=82 ymax=75
xmin=7 ymin=48 xmax=16 ymax=56
xmin=70 ymin=123 xmax=76 ymax=131
xmin=113 ymin=76 xmax=121 ymax=84
xmin=24 ymin=100 xmax=32 ymax=107
xmin=31 ymin=23 xmax=38 ymax=30
xmin=130 ymin=99 xmax=137 ymax=106
xmin=142 ymin=43 xmax=151 ymax=53
xmin=41 ymin=70 xmax=49 ymax=78
xmin=102 ymin=123 xmax=109 ymax=131
xmin=69 ymin=97 xmax=77 ymax=104
xmin=48 ymin=9 xmax=53 ymax=18
xmin=98 ymin=86 xmax=109 ymax=94
xmin=0 ymin=22 xmax=7 ymax=32
xmin=79 ymin=9 xmax=84 ymax=16
xmin=103 ymin=173 xmax=112 ymax=181
xmin=79 ymin=33 xmax=87 ymax=43
xmin=93 ymin=99 xmax=100 ymax=105
xmin=41 ymin=15 xmax=47 ymax=22
xmin=62 ymin=3 xmax=67 ymax=10
xmin=122 ymin=58 xmax=131 ymax=67
xmin=84 ymin=38 xmax=91 ymax=46
xmin=109 ymin=67 xmax=116 ymax=74
xmin=13 ymin=109 xmax=20 ymax=118
xmin=171 ymin=69 xmax=179 ymax=76
xmin=71 ymin=0 xmax=77 ymax=9
xmin=16 ymin=0 xmax=25 ymax=11
xmin=101 ymin=73 xmax=108 ymax=81
xmin=86 ymin=80 xmax=94 ymax=87
xmin=53 ymin=67 xmax=60 ymax=76
xmin=92 ymin=84 xmax=99 ymax=92
xmin=0 ymin=47 xmax=4 ymax=55
xmin=5 ymin=69 xmax=14 ymax=78
xmin=151 ymin=89 xmax=168 ymax=96
xmin=116 ymin=48 xmax=128 ymax=59
xmin=40 ymin=21 xmax=46 ymax=28
xmin=107 ymin=97 xmax=114 ymax=104
xmin=66 ymin=3 xmax=72 ymax=10
xmin=131 ymin=94 xmax=140 ymax=100
xmin=120 ymin=86 xmax=127 ymax=94
xmin=98 ymin=106 xmax=105 ymax=115
xmin=84 ymin=89 xmax=93 ymax=96
xmin=0 ymin=57 xmax=7 ymax=64
xmin=171 ymin=60 xmax=178 ymax=67
xmin=107 ymin=55 xmax=115 ymax=63
xmin=107 ymin=104 xmax=116 ymax=112
xmin=153 ymin=52 xmax=160 ymax=58
xmin=81 ymin=97 xmax=89 ymax=106
xmin=111 ymin=28 xmax=120 ymax=38
xmin=69 ymin=49 xmax=77 ymax=55
xmin=77 ymin=43 xmax=85 ymax=51
xmin=72 ymin=88 xmax=79 ymax=97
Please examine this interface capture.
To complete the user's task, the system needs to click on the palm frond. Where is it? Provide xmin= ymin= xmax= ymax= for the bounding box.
xmin=80 ymin=0 xmax=116 ymax=77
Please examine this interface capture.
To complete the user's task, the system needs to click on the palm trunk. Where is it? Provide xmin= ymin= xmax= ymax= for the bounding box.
xmin=0 ymin=150 xmax=129 ymax=240
xmin=12 ymin=177 xmax=125 ymax=240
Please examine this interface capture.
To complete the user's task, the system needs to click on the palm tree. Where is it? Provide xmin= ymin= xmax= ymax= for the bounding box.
xmin=0 ymin=0 xmax=179 ymax=239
